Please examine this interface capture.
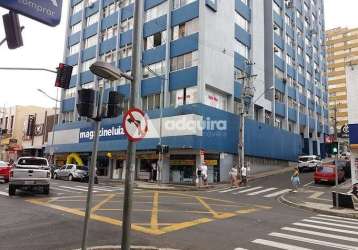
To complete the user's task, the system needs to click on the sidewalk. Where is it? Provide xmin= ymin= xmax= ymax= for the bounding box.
xmin=99 ymin=166 xmax=294 ymax=191
xmin=280 ymin=185 xmax=358 ymax=219
xmin=75 ymin=245 xmax=179 ymax=250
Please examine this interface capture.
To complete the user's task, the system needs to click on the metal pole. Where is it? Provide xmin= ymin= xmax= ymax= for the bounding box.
xmin=158 ymin=77 xmax=164 ymax=184
xmin=121 ymin=0 xmax=141 ymax=249
xmin=334 ymin=102 xmax=339 ymax=208
xmin=0 ymin=67 xmax=57 ymax=74
xmin=50 ymin=88 xmax=59 ymax=164
xmin=81 ymin=119 xmax=101 ymax=250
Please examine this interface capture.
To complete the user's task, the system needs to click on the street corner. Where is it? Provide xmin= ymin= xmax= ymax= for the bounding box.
xmin=25 ymin=190 xmax=272 ymax=236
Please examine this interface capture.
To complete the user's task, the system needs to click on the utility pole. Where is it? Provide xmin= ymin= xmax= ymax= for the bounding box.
xmin=237 ymin=61 xmax=256 ymax=178
xmin=121 ymin=0 xmax=141 ymax=249
xmin=333 ymin=101 xmax=339 ymax=208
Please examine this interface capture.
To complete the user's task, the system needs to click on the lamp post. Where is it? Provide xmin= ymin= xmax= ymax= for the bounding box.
xmin=37 ymin=88 xmax=59 ymax=163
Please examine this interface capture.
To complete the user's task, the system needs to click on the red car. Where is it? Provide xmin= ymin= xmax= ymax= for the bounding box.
xmin=314 ymin=163 xmax=345 ymax=185
xmin=0 ymin=161 xmax=11 ymax=183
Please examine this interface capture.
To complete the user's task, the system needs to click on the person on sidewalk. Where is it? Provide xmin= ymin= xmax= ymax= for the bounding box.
xmin=196 ymin=165 xmax=203 ymax=187
xmin=151 ymin=161 xmax=158 ymax=182
xmin=240 ymin=164 xmax=247 ymax=186
xmin=201 ymin=163 xmax=208 ymax=186
xmin=229 ymin=167 xmax=238 ymax=187
xmin=291 ymin=167 xmax=300 ymax=192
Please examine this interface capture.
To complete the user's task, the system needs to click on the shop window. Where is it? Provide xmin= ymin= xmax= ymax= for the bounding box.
xmin=142 ymin=94 xmax=160 ymax=111
xmin=144 ymin=31 xmax=166 ymax=50
xmin=205 ymin=88 xmax=228 ymax=111
xmin=170 ymin=86 xmax=198 ymax=107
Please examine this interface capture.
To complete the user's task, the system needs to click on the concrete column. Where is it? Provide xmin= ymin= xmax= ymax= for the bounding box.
xmin=220 ymin=154 xmax=234 ymax=182
xmin=161 ymin=155 xmax=170 ymax=183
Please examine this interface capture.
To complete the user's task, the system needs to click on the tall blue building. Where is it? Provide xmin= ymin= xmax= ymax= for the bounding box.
xmin=49 ymin=0 xmax=328 ymax=183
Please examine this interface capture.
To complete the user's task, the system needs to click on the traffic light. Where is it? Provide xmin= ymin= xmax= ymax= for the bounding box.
xmin=76 ymin=89 xmax=95 ymax=118
xmin=331 ymin=141 xmax=339 ymax=155
xmin=2 ymin=11 xmax=23 ymax=49
xmin=107 ymin=91 xmax=124 ymax=118
xmin=55 ymin=63 xmax=73 ymax=89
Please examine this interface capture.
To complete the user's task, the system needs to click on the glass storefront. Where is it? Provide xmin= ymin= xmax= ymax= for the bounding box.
xmin=169 ymin=155 xmax=196 ymax=184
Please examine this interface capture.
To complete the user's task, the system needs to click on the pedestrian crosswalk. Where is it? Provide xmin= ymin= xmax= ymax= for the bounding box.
xmin=208 ymin=185 xmax=292 ymax=198
xmin=235 ymin=214 xmax=358 ymax=250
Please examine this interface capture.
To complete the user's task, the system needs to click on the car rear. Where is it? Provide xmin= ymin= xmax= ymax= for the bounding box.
xmin=72 ymin=165 xmax=88 ymax=180
xmin=314 ymin=165 xmax=335 ymax=184
xmin=298 ymin=156 xmax=320 ymax=172
xmin=0 ymin=161 xmax=11 ymax=182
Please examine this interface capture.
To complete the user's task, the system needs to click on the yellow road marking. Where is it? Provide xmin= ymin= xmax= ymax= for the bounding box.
xmin=236 ymin=208 xmax=259 ymax=214
xmin=150 ymin=192 xmax=159 ymax=230
xmin=92 ymin=194 xmax=116 ymax=213
xmin=160 ymin=218 xmax=213 ymax=233
xmin=96 ymin=208 xmax=213 ymax=214
xmin=195 ymin=196 xmax=235 ymax=219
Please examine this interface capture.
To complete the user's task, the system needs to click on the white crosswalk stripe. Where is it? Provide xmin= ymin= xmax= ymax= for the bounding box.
xmin=243 ymin=214 xmax=358 ymax=250
xmin=58 ymin=185 xmax=97 ymax=192
xmin=247 ymin=187 xmax=277 ymax=196
xmin=234 ymin=186 xmax=263 ymax=194
xmin=263 ymin=188 xmax=291 ymax=197
xmin=0 ymin=191 xmax=8 ymax=197
xmin=219 ymin=187 xmax=242 ymax=193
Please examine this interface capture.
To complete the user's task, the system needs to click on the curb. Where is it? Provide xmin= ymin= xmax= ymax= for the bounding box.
xmin=133 ymin=184 xmax=216 ymax=192
xmin=278 ymin=193 xmax=358 ymax=219
xmin=74 ymin=245 xmax=179 ymax=250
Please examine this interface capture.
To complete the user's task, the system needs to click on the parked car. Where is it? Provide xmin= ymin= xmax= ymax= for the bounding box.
xmin=314 ymin=163 xmax=345 ymax=185
xmin=49 ymin=164 xmax=60 ymax=179
xmin=9 ymin=157 xmax=51 ymax=196
xmin=0 ymin=161 xmax=11 ymax=183
xmin=298 ymin=155 xmax=321 ymax=172
xmin=81 ymin=166 xmax=99 ymax=184
xmin=53 ymin=164 xmax=96 ymax=182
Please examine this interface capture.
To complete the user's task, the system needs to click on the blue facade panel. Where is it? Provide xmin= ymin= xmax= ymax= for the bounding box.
xmin=298 ymin=55 xmax=304 ymax=66
xmin=275 ymin=78 xmax=286 ymax=93
xmin=66 ymin=54 xmax=79 ymax=66
xmin=274 ymin=55 xmax=285 ymax=71
xmin=349 ymin=124 xmax=358 ymax=145
xmin=286 ymin=26 xmax=294 ymax=38
xmin=245 ymin=119 xmax=301 ymax=161
xmin=80 ymin=71 xmax=94 ymax=84
xmin=101 ymin=12 xmax=118 ymax=30
xmin=273 ymin=0 xmax=283 ymax=7
xmin=287 ymin=86 xmax=296 ymax=99
xmin=81 ymin=46 xmax=96 ymax=61
xmin=316 ymin=87 xmax=322 ymax=97
xmin=142 ymin=45 xmax=166 ymax=65
xmin=69 ymin=76 xmax=77 ymax=88
xmin=235 ymin=0 xmax=251 ymax=21
xmin=297 ymin=74 xmax=305 ymax=86
xmin=288 ymin=108 xmax=297 ymax=122
xmin=274 ymin=34 xmax=284 ymax=50
xmin=118 ymin=56 xmax=132 ymax=72
xmin=275 ymin=102 xmax=286 ymax=117
xmin=309 ymin=118 xmax=316 ymax=130
xmin=70 ymin=11 xmax=82 ymax=26
xmin=117 ymin=84 xmax=130 ymax=98
xmin=171 ymin=0 xmax=199 ymax=27
xmin=68 ymin=32 xmax=81 ymax=46
xmin=234 ymin=81 xmax=242 ymax=98
xmin=141 ymin=76 xmax=162 ymax=96
xmin=85 ymin=1 xmax=99 ymax=17
xmin=143 ymin=15 xmax=167 ymax=37
xmin=287 ymin=65 xmax=296 ymax=79
xmin=298 ymin=36 xmax=304 ymax=48
xmin=169 ymin=66 xmax=198 ymax=91
xmin=234 ymin=53 xmax=251 ymax=74
xmin=300 ymin=113 xmax=307 ymax=125
xmin=144 ymin=0 xmax=166 ymax=10
xmin=61 ymin=98 xmax=75 ymax=112
xmin=273 ymin=12 xmax=283 ymax=28
xmin=299 ymin=94 xmax=306 ymax=105
xmin=235 ymin=25 xmax=251 ymax=48
xmin=286 ymin=45 xmax=295 ymax=58
xmin=308 ymin=99 xmax=314 ymax=110
xmin=99 ymin=36 xmax=117 ymax=55
xmin=121 ymin=3 xmax=134 ymax=21
xmin=120 ymin=30 xmax=133 ymax=46
xmin=170 ymin=33 xmax=198 ymax=58
xmin=83 ymin=23 xmax=98 ymax=39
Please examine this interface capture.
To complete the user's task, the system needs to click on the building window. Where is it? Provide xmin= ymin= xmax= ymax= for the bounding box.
xmin=235 ymin=41 xmax=249 ymax=59
xmin=81 ymin=58 xmax=96 ymax=72
xmin=62 ymin=112 xmax=74 ymax=123
xmin=265 ymin=110 xmax=272 ymax=125
xmin=273 ymin=1 xmax=282 ymax=15
xmin=121 ymin=18 xmax=133 ymax=32
xmin=86 ymin=12 xmax=99 ymax=27
xmin=286 ymin=54 xmax=294 ymax=66
xmin=69 ymin=43 xmax=80 ymax=55
xmin=297 ymin=46 xmax=303 ymax=56
xmin=288 ymin=121 xmax=295 ymax=132
xmin=84 ymin=35 xmax=97 ymax=49
xmin=143 ymin=61 xmax=166 ymax=79
xmin=173 ymin=0 xmax=196 ymax=10
xmin=142 ymin=94 xmax=161 ymax=111
xmin=288 ymin=96 xmax=297 ymax=108
xmin=101 ymin=25 xmax=118 ymax=41
xmin=144 ymin=1 xmax=168 ymax=22
xmin=103 ymin=2 xmax=118 ymax=18
xmin=205 ymin=88 xmax=228 ymax=111
xmin=171 ymin=18 xmax=198 ymax=41
xmin=275 ymin=116 xmax=283 ymax=129
xmin=235 ymin=12 xmax=249 ymax=32
xmin=72 ymin=65 xmax=78 ymax=75
xmin=275 ymin=90 xmax=285 ymax=103
xmin=71 ymin=22 xmax=82 ymax=34
xmin=73 ymin=1 xmax=83 ymax=14
xmin=81 ymin=82 xmax=95 ymax=89
xmin=274 ymin=25 xmax=283 ymax=37
xmin=65 ymin=87 xmax=76 ymax=98
xmin=119 ymin=45 xmax=132 ymax=58
xmin=144 ymin=31 xmax=166 ymax=50
xmin=170 ymin=86 xmax=198 ymax=107
xmin=170 ymin=51 xmax=199 ymax=71
xmin=100 ymin=50 xmax=116 ymax=63
xmin=274 ymin=67 xmax=284 ymax=80
xmin=286 ymin=35 xmax=294 ymax=47
xmin=299 ymin=104 xmax=306 ymax=113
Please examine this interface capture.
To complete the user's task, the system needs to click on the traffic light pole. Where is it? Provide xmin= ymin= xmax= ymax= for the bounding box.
xmin=333 ymin=103 xmax=339 ymax=208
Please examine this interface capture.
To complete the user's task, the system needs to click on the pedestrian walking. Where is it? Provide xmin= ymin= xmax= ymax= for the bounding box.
xmin=240 ymin=164 xmax=247 ymax=186
xmin=196 ymin=165 xmax=203 ymax=186
xmin=151 ymin=161 xmax=158 ymax=182
xmin=229 ymin=167 xmax=238 ymax=187
xmin=291 ymin=167 xmax=300 ymax=192
xmin=201 ymin=163 xmax=208 ymax=186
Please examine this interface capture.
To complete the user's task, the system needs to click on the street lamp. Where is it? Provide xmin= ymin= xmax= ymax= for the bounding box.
xmin=37 ymin=88 xmax=59 ymax=163
xmin=90 ymin=60 xmax=137 ymax=250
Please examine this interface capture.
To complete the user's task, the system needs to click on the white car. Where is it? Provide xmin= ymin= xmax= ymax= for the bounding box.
xmin=298 ymin=155 xmax=321 ymax=172
xmin=9 ymin=157 xmax=51 ymax=196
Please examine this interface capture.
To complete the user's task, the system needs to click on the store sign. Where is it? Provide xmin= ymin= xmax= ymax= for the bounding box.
xmin=170 ymin=159 xmax=196 ymax=166
xmin=79 ymin=124 xmax=125 ymax=142
xmin=34 ymin=124 xmax=44 ymax=136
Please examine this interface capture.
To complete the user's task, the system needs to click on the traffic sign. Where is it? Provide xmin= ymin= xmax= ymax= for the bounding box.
xmin=123 ymin=108 xmax=148 ymax=142
xmin=0 ymin=0 xmax=63 ymax=27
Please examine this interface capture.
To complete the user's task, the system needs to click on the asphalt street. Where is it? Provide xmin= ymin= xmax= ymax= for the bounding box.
xmin=0 ymin=171 xmax=356 ymax=250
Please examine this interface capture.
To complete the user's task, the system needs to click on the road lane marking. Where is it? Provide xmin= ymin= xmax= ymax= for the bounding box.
xmin=219 ymin=187 xmax=242 ymax=193
xmin=281 ymin=227 xmax=358 ymax=243
xmin=234 ymin=187 xmax=262 ymax=194
xmin=58 ymin=186 xmax=98 ymax=192
xmin=150 ymin=192 xmax=159 ymax=231
xmin=303 ymin=181 xmax=314 ymax=187
xmin=195 ymin=196 xmax=235 ymax=219
xmin=310 ymin=216 xmax=358 ymax=225
xmin=50 ymin=186 xmax=82 ymax=193
xmin=317 ymin=214 xmax=358 ymax=222
xmin=263 ymin=189 xmax=291 ymax=197
xmin=0 ymin=191 xmax=8 ymax=196
xmin=302 ymin=219 xmax=358 ymax=230
xmin=270 ymin=232 xmax=358 ymax=250
xmin=293 ymin=222 xmax=358 ymax=235
xmin=247 ymin=187 xmax=277 ymax=196
xmin=207 ymin=187 xmax=232 ymax=193
xmin=76 ymin=186 xmax=114 ymax=192
xmin=92 ymin=194 xmax=116 ymax=213
xmin=252 ymin=239 xmax=312 ymax=250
